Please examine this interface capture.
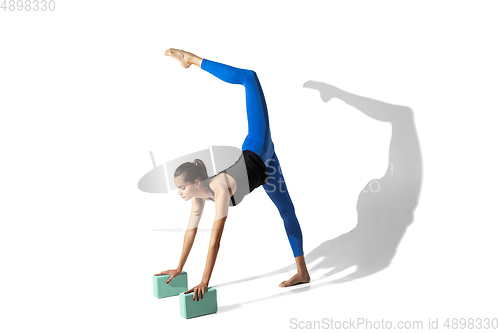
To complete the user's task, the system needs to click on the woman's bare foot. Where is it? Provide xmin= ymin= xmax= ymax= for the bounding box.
xmin=164 ymin=48 xmax=203 ymax=68
xmin=279 ymin=271 xmax=311 ymax=287
xmin=279 ymin=255 xmax=311 ymax=287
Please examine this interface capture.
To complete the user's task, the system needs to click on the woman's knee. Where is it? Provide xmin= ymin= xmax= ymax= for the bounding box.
xmin=274 ymin=197 xmax=296 ymax=219
xmin=242 ymin=69 xmax=258 ymax=85
xmin=281 ymin=208 xmax=297 ymax=221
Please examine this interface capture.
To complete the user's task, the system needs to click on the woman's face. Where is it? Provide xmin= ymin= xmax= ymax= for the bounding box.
xmin=174 ymin=175 xmax=199 ymax=201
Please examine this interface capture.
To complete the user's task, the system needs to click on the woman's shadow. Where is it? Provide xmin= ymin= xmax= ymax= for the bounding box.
xmin=215 ymin=81 xmax=423 ymax=313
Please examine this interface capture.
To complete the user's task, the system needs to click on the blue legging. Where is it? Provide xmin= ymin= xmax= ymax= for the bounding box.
xmin=201 ymin=59 xmax=304 ymax=257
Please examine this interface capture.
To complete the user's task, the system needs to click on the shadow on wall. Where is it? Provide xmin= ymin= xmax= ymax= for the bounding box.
xmin=216 ymin=80 xmax=423 ymax=313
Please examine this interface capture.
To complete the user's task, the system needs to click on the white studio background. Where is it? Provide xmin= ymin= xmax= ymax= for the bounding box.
xmin=1 ymin=1 xmax=499 ymax=332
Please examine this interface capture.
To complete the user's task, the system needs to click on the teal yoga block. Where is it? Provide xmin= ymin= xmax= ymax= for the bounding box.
xmin=179 ymin=287 xmax=217 ymax=319
xmin=153 ymin=271 xmax=188 ymax=299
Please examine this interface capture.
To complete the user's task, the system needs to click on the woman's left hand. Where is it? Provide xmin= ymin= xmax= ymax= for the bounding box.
xmin=184 ymin=281 xmax=209 ymax=301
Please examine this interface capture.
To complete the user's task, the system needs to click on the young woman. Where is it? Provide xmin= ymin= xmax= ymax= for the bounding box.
xmin=155 ymin=48 xmax=310 ymax=301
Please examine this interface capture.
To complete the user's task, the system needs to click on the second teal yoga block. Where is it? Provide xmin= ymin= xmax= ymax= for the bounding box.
xmin=153 ymin=271 xmax=188 ymax=299
xmin=179 ymin=287 xmax=217 ymax=319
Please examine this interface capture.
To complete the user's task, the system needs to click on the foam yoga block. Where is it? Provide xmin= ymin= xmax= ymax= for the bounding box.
xmin=179 ymin=287 xmax=218 ymax=319
xmin=153 ymin=271 xmax=188 ymax=298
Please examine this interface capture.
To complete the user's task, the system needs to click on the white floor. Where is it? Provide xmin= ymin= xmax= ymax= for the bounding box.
xmin=1 ymin=1 xmax=499 ymax=332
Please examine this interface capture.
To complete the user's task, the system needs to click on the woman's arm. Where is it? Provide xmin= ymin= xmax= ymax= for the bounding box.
xmin=176 ymin=198 xmax=205 ymax=271
xmin=186 ymin=185 xmax=230 ymax=301
xmin=201 ymin=185 xmax=229 ymax=284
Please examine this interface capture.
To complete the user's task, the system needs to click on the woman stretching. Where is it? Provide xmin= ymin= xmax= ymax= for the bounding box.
xmin=155 ymin=48 xmax=310 ymax=301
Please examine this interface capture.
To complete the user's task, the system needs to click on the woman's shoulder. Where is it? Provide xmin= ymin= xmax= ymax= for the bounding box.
xmin=209 ymin=173 xmax=234 ymax=188
xmin=207 ymin=172 xmax=237 ymax=197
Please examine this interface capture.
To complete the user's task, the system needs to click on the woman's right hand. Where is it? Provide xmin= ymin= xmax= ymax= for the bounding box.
xmin=154 ymin=268 xmax=181 ymax=284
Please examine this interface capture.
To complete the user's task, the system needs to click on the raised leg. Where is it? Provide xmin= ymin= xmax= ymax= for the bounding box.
xmin=200 ymin=59 xmax=275 ymax=168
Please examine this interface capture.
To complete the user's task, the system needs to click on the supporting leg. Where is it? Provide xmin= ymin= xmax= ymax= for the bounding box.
xmin=263 ymin=151 xmax=310 ymax=287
